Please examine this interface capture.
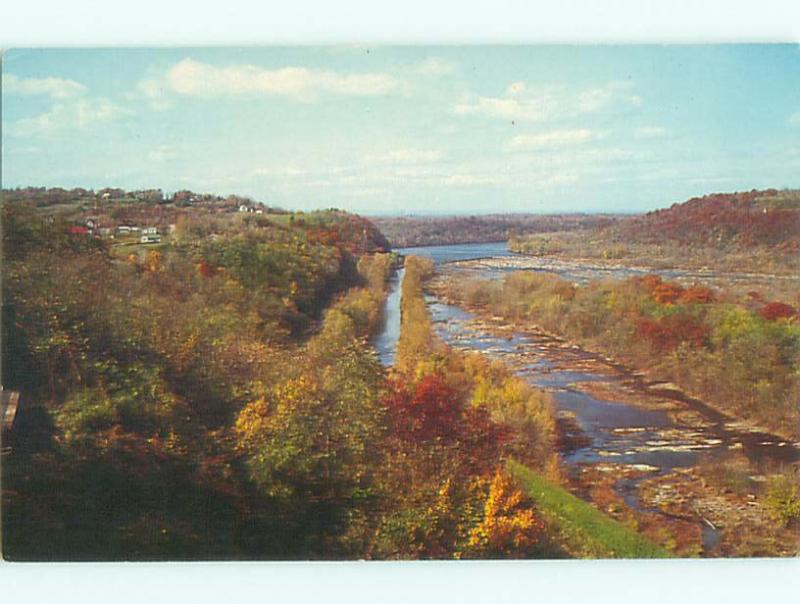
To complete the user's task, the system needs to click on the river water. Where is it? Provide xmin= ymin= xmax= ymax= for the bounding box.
xmin=376 ymin=242 xmax=799 ymax=554
xmin=373 ymin=267 xmax=404 ymax=366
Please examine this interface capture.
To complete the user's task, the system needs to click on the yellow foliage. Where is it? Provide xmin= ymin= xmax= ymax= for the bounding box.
xmin=466 ymin=468 xmax=544 ymax=557
xmin=234 ymin=376 xmax=318 ymax=448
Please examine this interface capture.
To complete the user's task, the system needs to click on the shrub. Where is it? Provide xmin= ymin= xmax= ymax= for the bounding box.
xmin=759 ymin=302 xmax=797 ymax=321
xmin=764 ymin=471 xmax=800 ymax=526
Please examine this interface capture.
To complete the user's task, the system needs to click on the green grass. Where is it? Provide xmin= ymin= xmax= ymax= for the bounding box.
xmin=110 ymin=240 xmax=168 ymax=257
xmin=509 ymin=460 xmax=671 ymax=558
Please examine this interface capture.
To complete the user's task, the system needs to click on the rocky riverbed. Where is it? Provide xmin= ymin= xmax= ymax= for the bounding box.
xmin=424 ymin=279 xmax=799 ymax=556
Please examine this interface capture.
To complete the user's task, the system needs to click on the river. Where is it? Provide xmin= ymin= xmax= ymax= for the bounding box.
xmin=375 ymin=242 xmax=799 ymax=555
xmin=373 ymin=267 xmax=404 ymax=366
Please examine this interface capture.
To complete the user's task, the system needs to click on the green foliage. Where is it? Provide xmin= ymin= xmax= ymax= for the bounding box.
xmin=764 ymin=471 xmax=800 ymax=527
xmin=57 ymin=362 xmax=186 ymax=439
xmin=509 ymin=461 xmax=670 ymax=558
xmin=1 ymin=199 xmax=395 ymax=560
xmin=231 ymin=277 xmax=390 ymax=557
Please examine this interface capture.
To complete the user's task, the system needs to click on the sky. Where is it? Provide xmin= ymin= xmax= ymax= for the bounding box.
xmin=2 ymin=45 xmax=799 ymax=215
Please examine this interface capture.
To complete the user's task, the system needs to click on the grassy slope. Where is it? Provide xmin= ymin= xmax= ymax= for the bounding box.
xmin=509 ymin=460 xmax=670 ymax=559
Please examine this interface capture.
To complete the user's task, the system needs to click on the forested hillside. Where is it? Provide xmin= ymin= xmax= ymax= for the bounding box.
xmin=614 ymin=189 xmax=800 ymax=251
xmin=510 ymin=189 xmax=800 ymax=275
xmin=372 ymin=214 xmax=618 ymax=248
xmin=1 ymin=190 xmax=395 ymax=559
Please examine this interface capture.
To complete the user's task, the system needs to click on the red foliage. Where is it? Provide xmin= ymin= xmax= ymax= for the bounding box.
xmin=637 ymin=314 xmax=710 ymax=352
xmin=406 ymin=375 xmax=463 ymax=441
xmin=460 ymin=406 xmax=510 ymax=476
xmin=616 ymin=189 xmax=800 ymax=250
xmin=197 ymin=261 xmax=217 ymax=278
xmin=383 ymin=375 xmax=508 ymax=475
xmin=383 ymin=376 xmax=454 ymax=442
xmin=758 ymin=302 xmax=797 ymax=321
xmin=679 ymin=285 xmax=715 ymax=304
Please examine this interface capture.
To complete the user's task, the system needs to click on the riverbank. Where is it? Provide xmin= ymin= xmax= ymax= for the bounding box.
xmin=424 ymin=275 xmax=799 ymax=557
xmin=508 ymin=227 xmax=800 ymax=282
xmin=449 ymin=253 xmax=800 ymax=305
xmin=429 ymin=276 xmax=799 ymax=444
xmin=432 ymin=263 xmax=800 ymax=442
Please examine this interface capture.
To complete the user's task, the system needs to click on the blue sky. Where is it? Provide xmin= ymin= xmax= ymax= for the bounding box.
xmin=2 ymin=46 xmax=799 ymax=214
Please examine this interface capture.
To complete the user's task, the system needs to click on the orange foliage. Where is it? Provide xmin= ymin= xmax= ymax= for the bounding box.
xmin=679 ymin=285 xmax=715 ymax=304
xmin=145 ymin=250 xmax=162 ymax=273
xmin=652 ymin=282 xmax=685 ymax=305
xmin=638 ymin=274 xmax=663 ymax=291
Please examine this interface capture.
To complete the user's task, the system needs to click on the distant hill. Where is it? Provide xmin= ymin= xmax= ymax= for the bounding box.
xmin=612 ymin=189 xmax=800 ymax=253
xmin=507 ymin=189 xmax=800 ymax=275
xmin=2 ymin=186 xmax=390 ymax=255
xmin=371 ymin=214 xmax=620 ymax=248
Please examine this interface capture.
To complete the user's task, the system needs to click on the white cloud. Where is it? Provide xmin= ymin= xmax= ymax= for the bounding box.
xmin=455 ymin=81 xmax=642 ymax=122
xmin=414 ymin=58 xmax=456 ymax=77
xmin=135 ymin=78 xmax=174 ymax=110
xmin=454 ymin=90 xmax=561 ymax=121
xmin=789 ymin=112 xmax=800 ymax=127
xmin=576 ymin=81 xmax=642 ymax=113
xmin=163 ymin=58 xmax=399 ymax=100
xmin=441 ymin=174 xmax=498 ymax=187
xmin=2 ymin=73 xmax=87 ymax=99
xmin=364 ymin=148 xmax=442 ymax=165
xmin=635 ymin=126 xmax=668 ymax=139
xmin=506 ymin=129 xmax=603 ymax=151
xmin=252 ymin=165 xmax=345 ymax=178
xmin=147 ymin=145 xmax=179 ymax=162
xmin=7 ymin=98 xmax=130 ymax=136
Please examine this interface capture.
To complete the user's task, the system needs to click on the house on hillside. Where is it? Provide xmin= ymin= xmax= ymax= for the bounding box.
xmin=142 ymin=227 xmax=159 ymax=235
xmin=140 ymin=235 xmax=162 ymax=244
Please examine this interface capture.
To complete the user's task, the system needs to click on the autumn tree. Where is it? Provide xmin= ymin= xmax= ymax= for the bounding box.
xmin=465 ymin=469 xmax=545 ymax=558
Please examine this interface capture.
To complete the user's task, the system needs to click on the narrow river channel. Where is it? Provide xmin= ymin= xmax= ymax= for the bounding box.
xmin=374 ymin=242 xmax=800 ymax=555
